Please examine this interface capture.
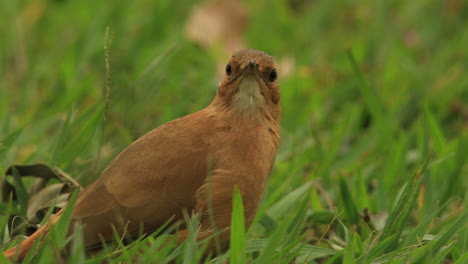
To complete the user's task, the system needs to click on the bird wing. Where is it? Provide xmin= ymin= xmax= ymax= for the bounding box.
xmin=72 ymin=111 xmax=210 ymax=224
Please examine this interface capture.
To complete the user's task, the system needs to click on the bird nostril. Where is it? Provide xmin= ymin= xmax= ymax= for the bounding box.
xmin=248 ymin=59 xmax=258 ymax=69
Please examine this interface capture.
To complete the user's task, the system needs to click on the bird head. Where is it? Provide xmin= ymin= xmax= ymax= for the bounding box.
xmin=215 ymin=49 xmax=280 ymax=118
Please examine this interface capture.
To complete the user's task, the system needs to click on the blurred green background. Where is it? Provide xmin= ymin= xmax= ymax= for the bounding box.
xmin=0 ymin=0 xmax=467 ymax=263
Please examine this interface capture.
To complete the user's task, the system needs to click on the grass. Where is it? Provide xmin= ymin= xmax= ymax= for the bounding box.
xmin=1 ymin=0 xmax=467 ymax=263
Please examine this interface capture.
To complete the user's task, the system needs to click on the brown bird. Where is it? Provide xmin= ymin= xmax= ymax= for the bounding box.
xmin=3 ymin=49 xmax=281 ymax=261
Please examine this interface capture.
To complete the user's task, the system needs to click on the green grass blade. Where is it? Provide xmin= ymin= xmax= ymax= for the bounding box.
xmin=346 ymin=50 xmax=387 ymax=135
xmin=369 ymin=246 xmax=416 ymax=264
xmin=68 ymin=223 xmax=85 ymax=264
xmin=55 ymin=103 xmax=104 ymax=168
xmin=338 ymin=176 xmax=360 ymax=226
xmin=407 ymin=212 xmax=467 ymax=263
xmin=379 ymin=156 xmax=429 ymax=247
xmin=266 ymin=181 xmax=314 ymax=220
xmin=400 ymin=202 xmax=442 ymax=247
xmin=182 ymin=212 xmax=199 ymax=264
xmin=453 ymin=251 xmax=468 ymax=264
xmin=0 ymin=128 xmax=22 ymax=159
xmin=230 ymin=186 xmax=246 ymax=264
xmin=355 ymin=234 xmax=398 ymax=264
xmin=423 ymin=105 xmax=447 ymax=154
xmin=9 ymin=167 xmax=29 ymax=215
xmin=431 ymin=241 xmax=455 ymax=264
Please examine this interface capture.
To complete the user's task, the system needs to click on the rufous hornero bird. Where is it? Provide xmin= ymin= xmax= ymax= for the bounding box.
xmin=3 ymin=49 xmax=280 ymax=261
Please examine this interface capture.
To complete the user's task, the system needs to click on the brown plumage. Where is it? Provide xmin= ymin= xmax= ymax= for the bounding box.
xmin=3 ymin=49 xmax=281 ymax=261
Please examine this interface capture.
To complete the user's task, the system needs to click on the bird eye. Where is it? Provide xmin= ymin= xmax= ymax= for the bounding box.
xmin=226 ymin=64 xmax=232 ymax=76
xmin=268 ymin=69 xmax=277 ymax=82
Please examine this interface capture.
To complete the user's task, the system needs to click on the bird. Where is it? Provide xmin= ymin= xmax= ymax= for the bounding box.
xmin=3 ymin=49 xmax=281 ymax=261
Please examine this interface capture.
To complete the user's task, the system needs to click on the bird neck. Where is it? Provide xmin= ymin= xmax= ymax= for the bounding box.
xmin=211 ymin=95 xmax=280 ymax=126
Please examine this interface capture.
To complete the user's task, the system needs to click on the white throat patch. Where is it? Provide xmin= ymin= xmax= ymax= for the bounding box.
xmin=232 ymin=74 xmax=265 ymax=113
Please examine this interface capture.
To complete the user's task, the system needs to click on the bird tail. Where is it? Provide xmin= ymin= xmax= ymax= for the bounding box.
xmin=3 ymin=210 xmax=62 ymax=262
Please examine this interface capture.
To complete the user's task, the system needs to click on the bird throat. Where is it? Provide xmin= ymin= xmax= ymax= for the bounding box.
xmin=231 ymin=74 xmax=266 ymax=115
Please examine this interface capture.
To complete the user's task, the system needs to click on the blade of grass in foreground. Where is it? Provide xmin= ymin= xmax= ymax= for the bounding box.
xmin=19 ymin=195 xmax=63 ymax=264
xmin=230 ymin=186 xmax=246 ymax=264
xmin=0 ymin=204 xmax=11 ymax=244
xmin=280 ymin=197 xmax=309 ymax=263
xmin=258 ymin=181 xmax=314 ymax=233
xmin=338 ymin=176 xmax=360 ymax=226
xmin=369 ymin=246 xmax=417 ymax=264
xmin=54 ymin=103 xmax=104 ymax=169
xmin=266 ymin=181 xmax=314 ymax=220
xmin=400 ymin=201 xmax=442 ymax=247
xmin=253 ymin=197 xmax=309 ymax=264
xmin=182 ymin=211 xmax=199 ymax=264
xmin=452 ymin=252 xmax=468 ymax=264
xmin=246 ymin=239 xmax=337 ymax=261
xmin=9 ymin=166 xmax=29 ymax=216
xmin=378 ymin=156 xmax=429 ymax=249
xmin=68 ymin=222 xmax=85 ymax=264
xmin=0 ymin=128 xmax=22 ymax=159
xmin=406 ymin=211 xmax=467 ymax=263
xmin=24 ymin=190 xmax=79 ymax=263
xmin=355 ymin=234 xmax=398 ymax=264
xmin=109 ymin=224 xmax=133 ymax=262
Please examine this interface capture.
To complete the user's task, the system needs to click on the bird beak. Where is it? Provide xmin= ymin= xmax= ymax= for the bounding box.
xmin=235 ymin=59 xmax=262 ymax=106
xmin=248 ymin=59 xmax=257 ymax=70
xmin=243 ymin=59 xmax=259 ymax=77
